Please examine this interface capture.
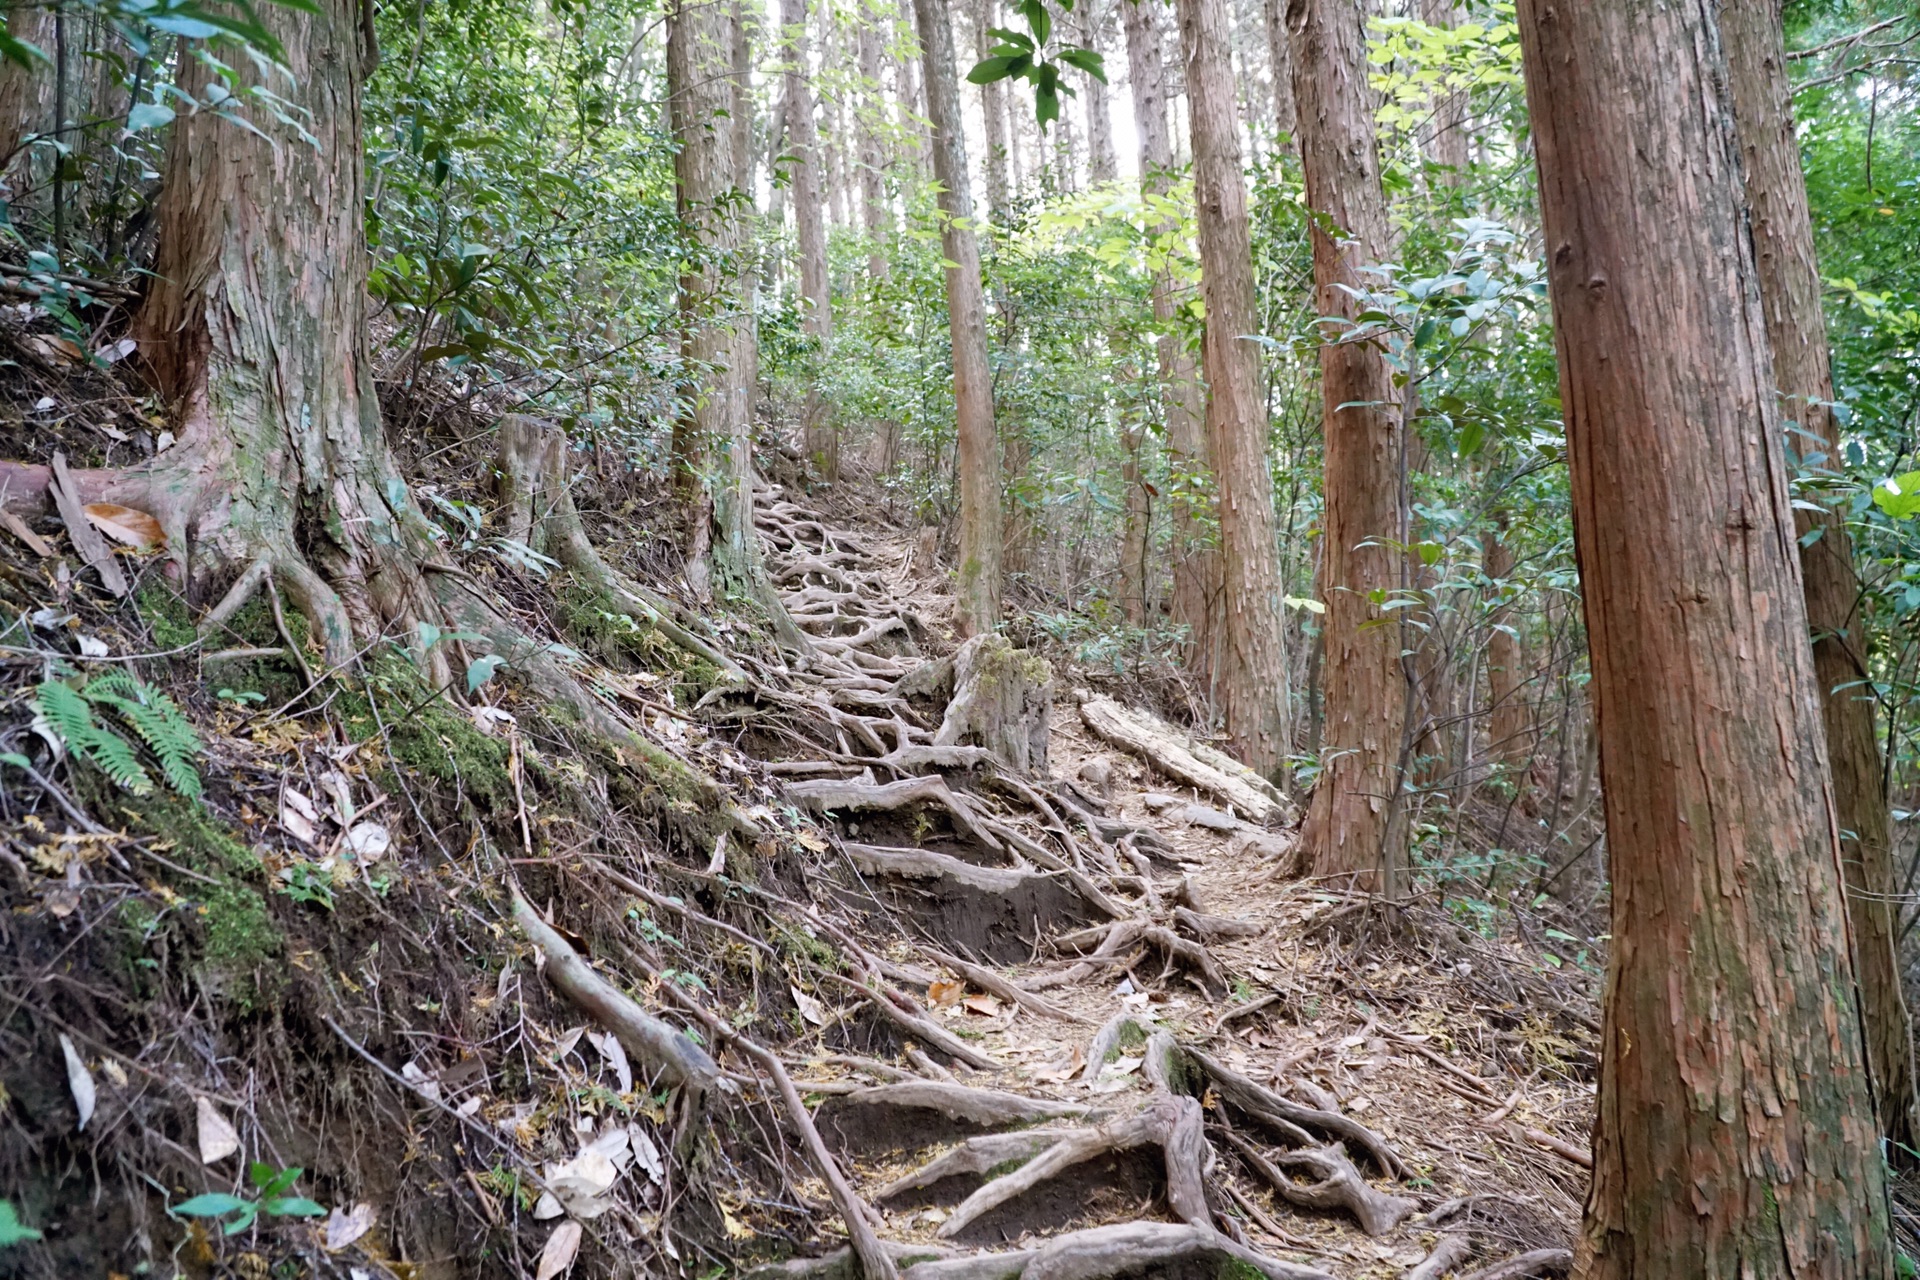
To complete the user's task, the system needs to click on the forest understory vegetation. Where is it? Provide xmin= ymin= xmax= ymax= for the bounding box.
xmin=0 ymin=0 xmax=1917 ymax=1276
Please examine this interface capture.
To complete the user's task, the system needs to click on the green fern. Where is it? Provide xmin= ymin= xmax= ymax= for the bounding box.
xmin=31 ymin=672 xmax=205 ymax=800
xmin=32 ymin=679 xmax=154 ymax=796
xmin=82 ymin=673 xmax=203 ymax=799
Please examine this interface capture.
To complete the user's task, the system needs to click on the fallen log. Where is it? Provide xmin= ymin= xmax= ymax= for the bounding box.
xmin=1076 ymin=695 xmax=1291 ymax=826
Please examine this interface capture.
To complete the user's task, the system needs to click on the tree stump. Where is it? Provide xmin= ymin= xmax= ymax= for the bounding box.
xmin=934 ymin=635 xmax=1052 ymax=775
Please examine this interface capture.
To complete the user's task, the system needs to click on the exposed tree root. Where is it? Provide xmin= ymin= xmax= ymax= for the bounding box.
xmin=751 ymin=1224 xmax=1334 ymax=1280
xmin=509 ymin=891 xmax=720 ymax=1095
xmin=1407 ymin=1233 xmax=1473 ymax=1280
xmin=1184 ymin=1047 xmax=1408 ymax=1178
xmin=1456 ymin=1249 xmax=1574 ymax=1280
xmin=493 ymin=412 xmax=782 ymax=667
xmin=1217 ymin=1129 xmax=1417 ymax=1237
xmin=830 ymin=1081 xmax=1087 ymax=1128
xmin=927 ymin=1092 xmax=1209 ymax=1239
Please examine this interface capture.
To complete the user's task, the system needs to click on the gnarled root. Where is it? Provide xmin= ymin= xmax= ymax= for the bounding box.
xmin=1457 ymin=1249 xmax=1574 ymax=1280
xmin=910 ymin=1223 xmax=1336 ymax=1280
xmin=1185 ymin=1046 xmax=1407 ymax=1178
xmin=1218 ymin=1130 xmax=1417 ymax=1237
xmin=492 ymin=412 xmax=785 ymax=665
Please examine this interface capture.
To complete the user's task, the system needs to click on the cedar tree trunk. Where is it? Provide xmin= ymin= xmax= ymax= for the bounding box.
xmin=1516 ymin=0 xmax=1896 ymax=1272
xmin=1175 ymin=0 xmax=1289 ymax=776
xmin=1123 ymin=0 xmax=1216 ymax=678
xmin=1289 ymin=0 xmax=1408 ymax=883
xmin=913 ymin=0 xmax=1001 ymax=636
xmin=1722 ymin=0 xmax=1918 ymax=1148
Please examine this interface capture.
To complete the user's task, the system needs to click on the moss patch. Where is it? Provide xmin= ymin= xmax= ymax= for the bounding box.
xmin=337 ymin=657 xmax=512 ymax=806
xmin=557 ymin=583 xmax=721 ymax=701
xmin=117 ymin=791 xmax=283 ymax=1009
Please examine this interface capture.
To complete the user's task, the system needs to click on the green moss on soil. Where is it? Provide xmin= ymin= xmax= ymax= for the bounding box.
xmin=119 ymin=791 xmax=283 ymax=1008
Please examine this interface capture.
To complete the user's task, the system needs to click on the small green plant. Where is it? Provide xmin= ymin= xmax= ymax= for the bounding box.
xmin=0 ymin=1200 xmax=41 ymax=1246
xmin=277 ymin=861 xmax=336 ymax=911
xmin=217 ymin=688 xmax=266 ymax=705
xmin=171 ymin=1164 xmax=325 ymax=1236
xmin=32 ymin=669 xmax=203 ymax=798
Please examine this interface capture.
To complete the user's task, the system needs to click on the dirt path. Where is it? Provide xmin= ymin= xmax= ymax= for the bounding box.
xmin=738 ymin=482 xmax=1593 ymax=1279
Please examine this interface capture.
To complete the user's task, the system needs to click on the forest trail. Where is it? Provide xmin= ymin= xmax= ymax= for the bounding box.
xmin=731 ymin=476 xmax=1591 ymax=1277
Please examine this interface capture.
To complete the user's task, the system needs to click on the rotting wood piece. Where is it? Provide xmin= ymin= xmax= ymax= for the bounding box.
xmin=1078 ymin=694 xmax=1290 ymax=824
xmin=935 ymin=634 xmax=1053 ymax=774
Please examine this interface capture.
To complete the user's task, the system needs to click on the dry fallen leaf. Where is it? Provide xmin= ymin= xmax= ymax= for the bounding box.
xmin=790 ymin=986 xmax=828 ymax=1027
xmin=534 ymin=1220 xmax=582 ymax=1280
xmin=961 ymin=993 xmax=1005 ymax=1018
xmin=280 ymin=790 xmax=320 ymax=845
xmin=926 ymin=979 xmax=966 ymax=1009
xmin=0 ymin=511 xmax=52 ymax=557
xmin=59 ymin=1033 xmax=95 ymax=1131
xmin=585 ymin=1029 xmax=633 ymax=1094
xmin=82 ymin=502 xmax=165 ymax=551
xmin=195 ymin=1096 xmax=240 ymax=1164
xmin=721 ymin=1206 xmax=753 ymax=1240
xmin=792 ymin=828 xmax=829 ymax=853
xmin=325 ymin=1202 xmax=376 ymax=1251
xmin=342 ymin=822 xmax=391 ymax=862
xmin=1032 ymin=1045 xmax=1086 ymax=1084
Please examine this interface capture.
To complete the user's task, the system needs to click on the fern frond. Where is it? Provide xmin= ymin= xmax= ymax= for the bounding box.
xmin=109 ymin=690 xmax=203 ymax=799
xmin=76 ymin=727 xmax=153 ymax=795
xmin=33 ymin=678 xmax=155 ymax=796
xmin=31 ymin=679 xmax=96 ymax=748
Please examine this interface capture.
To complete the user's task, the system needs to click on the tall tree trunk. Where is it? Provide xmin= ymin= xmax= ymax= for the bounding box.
xmin=1515 ymin=1 xmax=1895 ymax=1272
xmin=0 ymin=7 xmax=57 ymax=200
xmin=1176 ymin=0 xmax=1288 ymax=776
xmin=858 ymin=14 xmax=891 ymax=279
xmin=973 ymin=0 xmax=1010 ymax=222
xmin=1124 ymin=0 xmax=1215 ymax=681
xmin=780 ymin=0 xmax=836 ymax=478
xmin=105 ymin=0 xmax=444 ymax=664
xmin=1724 ymin=0 xmax=1917 ymax=1150
xmin=1483 ymin=517 xmax=1530 ymax=775
xmin=1418 ymin=0 xmax=1467 ymax=186
xmin=1289 ymin=0 xmax=1407 ymax=884
xmin=1119 ymin=415 xmax=1149 ymax=624
xmin=899 ymin=4 xmax=932 ymax=182
xmin=913 ymin=0 xmax=1001 ymax=636
xmin=1081 ymin=0 xmax=1118 ymax=183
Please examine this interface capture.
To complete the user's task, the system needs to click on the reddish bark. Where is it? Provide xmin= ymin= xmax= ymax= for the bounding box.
xmin=1516 ymin=0 xmax=1895 ymax=1272
xmin=1288 ymin=0 xmax=1407 ymax=882
xmin=1175 ymin=0 xmax=1289 ymax=776
xmin=1722 ymin=0 xmax=1917 ymax=1148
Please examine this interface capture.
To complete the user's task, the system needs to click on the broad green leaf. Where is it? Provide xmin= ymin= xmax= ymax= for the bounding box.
xmin=261 ymin=1196 xmax=326 ymax=1218
xmin=0 ymin=1201 xmax=41 ymax=1246
xmin=466 ymin=654 xmax=505 ymax=692
xmin=1873 ymin=472 xmax=1920 ymax=520
xmin=173 ymin=1192 xmax=252 ymax=1218
xmin=126 ymin=102 xmax=175 ymax=131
